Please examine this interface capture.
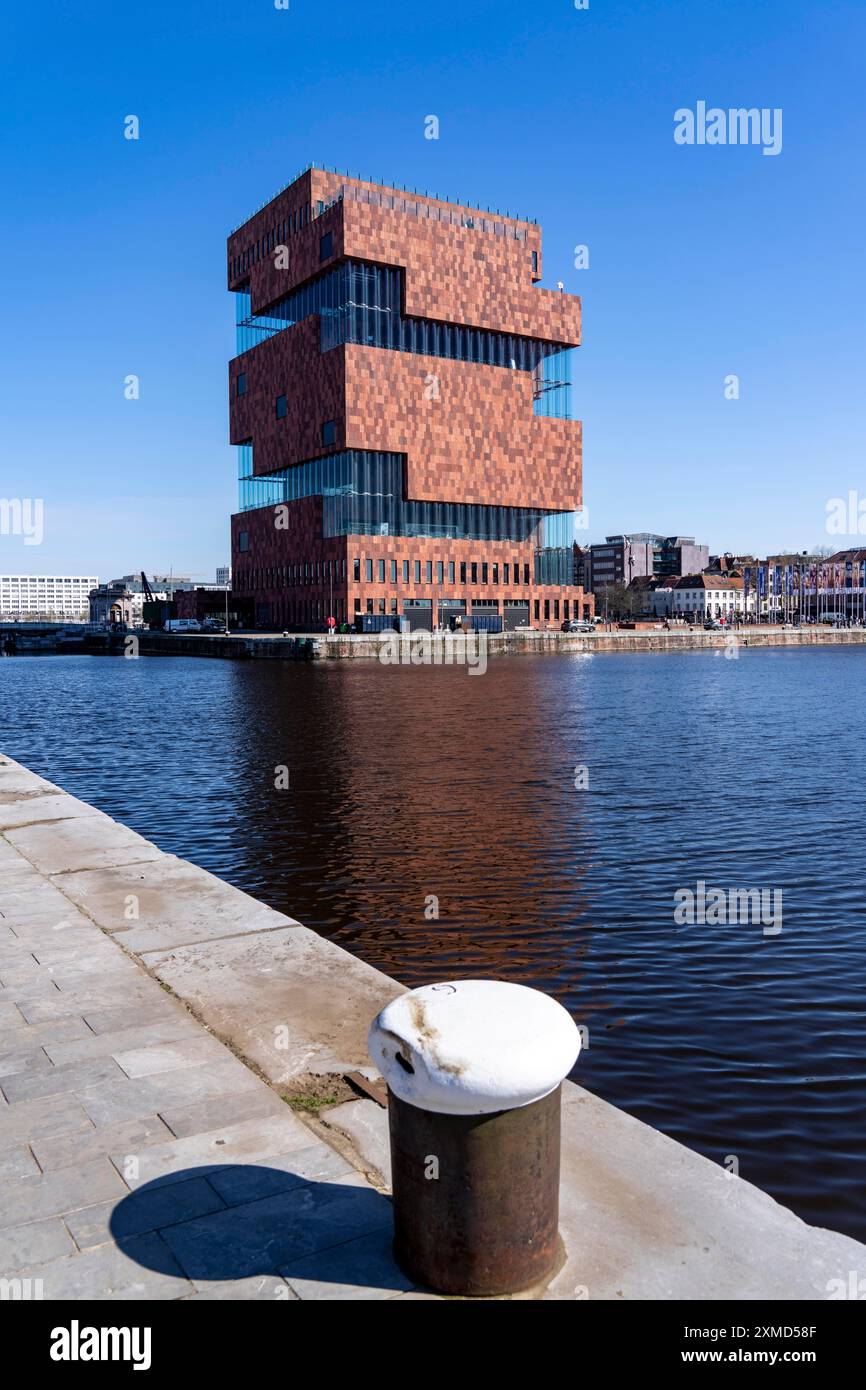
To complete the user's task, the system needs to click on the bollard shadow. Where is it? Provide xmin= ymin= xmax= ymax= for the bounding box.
xmin=109 ymin=1164 xmax=413 ymax=1296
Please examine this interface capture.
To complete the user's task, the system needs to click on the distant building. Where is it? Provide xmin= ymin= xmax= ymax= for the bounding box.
xmin=216 ymin=566 xmax=231 ymax=586
xmin=89 ymin=582 xmax=136 ymax=626
xmin=111 ymin=574 xmax=195 ymax=594
xmin=0 ymin=575 xmax=97 ymax=622
xmin=590 ymin=534 xmax=709 ymax=593
xmin=174 ymin=587 xmax=253 ymax=629
xmin=628 ymin=574 xmax=680 ymax=617
xmin=671 ymin=574 xmax=753 ymax=622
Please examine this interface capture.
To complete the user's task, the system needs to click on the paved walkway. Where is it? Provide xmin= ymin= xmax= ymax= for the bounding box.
xmin=0 ymin=756 xmax=419 ymax=1301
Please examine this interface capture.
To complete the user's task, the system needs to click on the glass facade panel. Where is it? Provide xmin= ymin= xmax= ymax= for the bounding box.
xmin=235 ymin=262 xmax=572 ymax=418
xmin=237 ymin=445 xmax=581 ymax=560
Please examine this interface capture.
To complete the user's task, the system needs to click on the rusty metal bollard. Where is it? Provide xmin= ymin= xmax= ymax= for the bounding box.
xmin=368 ymin=980 xmax=581 ymax=1296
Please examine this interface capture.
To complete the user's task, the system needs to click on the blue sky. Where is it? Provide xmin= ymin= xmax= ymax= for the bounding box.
xmin=1 ymin=0 xmax=864 ymax=580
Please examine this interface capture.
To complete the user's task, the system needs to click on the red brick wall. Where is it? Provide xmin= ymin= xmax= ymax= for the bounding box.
xmin=231 ymin=508 xmax=593 ymax=628
xmin=345 ymin=346 xmax=581 ymax=510
xmin=230 ymin=319 xmax=347 ymax=474
xmin=228 ymin=169 xmax=580 ymax=346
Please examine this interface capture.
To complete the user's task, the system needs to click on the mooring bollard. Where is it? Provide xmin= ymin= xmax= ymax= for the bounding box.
xmin=368 ymin=980 xmax=580 ymax=1296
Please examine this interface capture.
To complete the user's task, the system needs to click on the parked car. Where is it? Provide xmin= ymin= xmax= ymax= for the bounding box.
xmin=703 ymin=619 xmax=723 ymax=630
xmin=561 ymin=619 xmax=595 ymax=633
xmin=164 ymin=619 xmax=202 ymax=633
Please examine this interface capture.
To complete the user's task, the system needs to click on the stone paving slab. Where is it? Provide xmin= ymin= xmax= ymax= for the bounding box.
xmin=154 ymin=1086 xmax=288 ymax=1141
xmin=31 ymin=1114 xmax=175 ymax=1172
xmin=323 ymin=1098 xmax=392 ymax=1186
xmin=4 ymin=814 xmax=164 ymax=876
xmin=0 ymin=1216 xmax=75 ymax=1273
xmin=143 ymin=924 xmax=402 ymax=1085
xmin=182 ymin=1274 xmax=297 ymax=1300
xmin=158 ymin=1174 xmax=392 ymax=1292
xmin=55 ymin=857 xmax=299 ymax=954
xmin=13 ymin=1233 xmax=193 ymax=1301
xmin=0 ymin=792 xmax=106 ymax=832
xmin=284 ymin=1225 xmax=415 ymax=1300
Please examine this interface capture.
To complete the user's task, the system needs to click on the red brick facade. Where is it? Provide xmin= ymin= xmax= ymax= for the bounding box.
xmin=228 ymin=165 xmax=591 ymax=630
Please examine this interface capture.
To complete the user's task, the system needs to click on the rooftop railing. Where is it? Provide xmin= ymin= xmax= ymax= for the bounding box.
xmin=228 ymin=162 xmax=537 ymax=235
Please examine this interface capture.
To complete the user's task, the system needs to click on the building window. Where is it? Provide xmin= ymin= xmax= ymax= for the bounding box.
xmin=322 ymin=420 xmax=336 ymax=446
xmin=471 ymin=563 xmax=478 ymax=584
xmin=554 ymin=600 xmax=560 ymax=619
xmin=504 ymin=563 xmax=510 ymax=584
xmin=425 ymin=561 xmax=432 ymax=583
xmin=564 ymin=600 xmax=570 ymax=620
xmin=481 ymin=563 xmax=488 ymax=584
xmin=531 ymin=250 xmax=539 ymax=273
xmin=390 ymin=560 xmax=397 ymax=582
xmin=366 ymin=599 xmax=373 ymax=613
xmin=365 ymin=559 xmax=373 ymax=581
xmin=460 ymin=562 xmax=467 ymax=583
xmin=414 ymin=561 xmax=421 ymax=582
xmin=436 ymin=561 xmax=444 ymax=584
xmin=377 ymin=560 xmax=385 ymax=583
xmin=544 ymin=600 xmax=550 ymax=621
xmin=390 ymin=598 xmax=398 ymax=613
xmin=448 ymin=561 xmax=455 ymax=583
xmin=237 ymin=373 xmax=246 ymax=397
xmin=534 ymin=599 xmax=540 ymax=620
xmin=354 ymin=598 xmax=361 ymax=612
xmin=275 ymin=395 xmax=287 ymax=419
xmin=493 ymin=564 xmax=499 ymax=584
xmin=320 ymin=232 xmax=333 ymax=261
xmin=403 ymin=560 xmax=409 ymax=583
xmin=238 ymin=531 xmax=249 ymax=552
xmin=524 ymin=564 xmax=530 ymax=585
xmin=353 ymin=558 xmax=360 ymax=581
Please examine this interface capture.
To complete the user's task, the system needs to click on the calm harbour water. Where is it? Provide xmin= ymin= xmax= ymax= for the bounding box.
xmin=2 ymin=647 xmax=865 ymax=1239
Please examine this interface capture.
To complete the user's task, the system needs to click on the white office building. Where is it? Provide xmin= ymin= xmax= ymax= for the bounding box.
xmin=0 ymin=575 xmax=98 ymax=622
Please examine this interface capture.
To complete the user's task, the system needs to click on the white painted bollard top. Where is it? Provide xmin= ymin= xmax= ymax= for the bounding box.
xmin=368 ymin=980 xmax=581 ymax=1115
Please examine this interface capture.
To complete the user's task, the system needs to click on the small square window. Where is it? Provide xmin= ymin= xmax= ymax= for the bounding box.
xmin=320 ymin=232 xmax=333 ymax=262
xmin=322 ymin=419 xmax=336 ymax=446
xmin=237 ymin=373 xmax=246 ymax=397
xmin=276 ymin=395 xmax=287 ymax=419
